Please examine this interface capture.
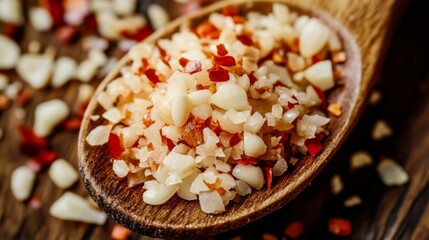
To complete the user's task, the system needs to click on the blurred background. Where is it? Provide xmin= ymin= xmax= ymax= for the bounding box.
xmin=0 ymin=0 xmax=428 ymax=239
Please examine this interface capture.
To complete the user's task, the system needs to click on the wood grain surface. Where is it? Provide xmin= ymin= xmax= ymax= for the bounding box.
xmin=2 ymin=0 xmax=429 ymax=239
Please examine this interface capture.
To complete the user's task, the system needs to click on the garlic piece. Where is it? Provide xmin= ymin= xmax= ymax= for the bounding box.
xmin=377 ymin=159 xmax=409 ymax=186
xmin=49 ymin=159 xmax=79 ymax=189
xmin=0 ymin=0 xmax=23 ymax=24
xmin=199 ymin=190 xmax=225 ymax=214
xmin=52 ymin=57 xmax=77 ymax=87
xmin=112 ymin=0 xmax=137 ymax=16
xmin=148 ymin=4 xmax=170 ymax=30
xmin=243 ymin=112 xmax=265 ymax=134
xmin=171 ymin=92 xmax=190 ymax=127
xmin=243 ymin=132 xmax=267 ymax=157
xmin=50 ymin=192 xmax=107 ymax=225
xmin=0 ymin=34 xmax=21 ymax=69
xmin=16 ymin=53 xmax=53 ymax=89
xmin=299 ymin=19 xmax=330 ymax=57
xmin=330 ymin=174 xmax=343 ymax=195
xmin=34 ymin=99 xmax=70 ymax=137
xmin=86 ymin=125 xmax=113 ymax=146
xmin=344 ymin=195 xmax=362 ymax=207
xmin=232 ymin=165 xmax=264 ymax=190
xmin=163 ymin=152 xmax=195 ymax=177
xmin=372 ymin=119 xmax=393 ymax=141
xmin=11 ymin=166 xmax=35 ymax=201
xmin=304 ymin=60 xmax=334 ymax=91
xmin=29 ymin=7 xmax=53 ymax=31
xmin=113 ymin=160 xmax=130 ymax=178
xmin=211 ymin=82 xmax=250 ymax=111
xmin=350 ymin=151 xmax=373 ymax=170
xmin=143 ymin=183 xmax=179 ymax=205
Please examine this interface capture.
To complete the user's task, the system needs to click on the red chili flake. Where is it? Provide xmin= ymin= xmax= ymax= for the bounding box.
xmin=281 ymin=133 xmax=291 ymax=144
xmin=288 ymin=101 xmax=295 ymax=109
xmin=83 ymin=14 xmax=98 ymax=33
xmin=304 ymin=133 xmax=325 ymax=157
xmin=232 ymin=16 xmax=245 ymax=24
xmin=222 ymin=6 xmax=238 ymax=17
xmin=284 ymin=221 xmax=304 ymax=238
xmin=108 ymin=133 xmax=124 ymax=159
xmin=143 ymin=113 xmax=154 ymax=128
xmin=328 ymin=218 xmax=352 ymax=236
xmin=196 ymin=21 xmax=220 ymax=39
xmin=62 ymin=118 xmax=82 ymax=131
xmin=166 ymin=138 xmax=175 ymax=151
xmin=214 ymin=55 xmax=236 ymax=67
xmin=34 ymin=149 xmax=58 ymax=166
xmin=28 ymin=196 xmax=43 ymax=209
xmin=249 ymin=72 xmax=257 ymax=85
xmin=111 ymin=224 xmax=132 ymax=240
xmin=18 ymin=125 xmax=48 ymax=156
xmin=209 ymin=120 xmax=222 ymax=136
xmin=179 ymin=57 xmax=189 ymax=68
xmin=311 ymin=55 xmax=321 ymax=64
xmin=4 ymin=23 xmax=20 ymax=39
xmin=229 ymin=133 xmax=241 ymax=147
xmin=236 ymin=158 xmax=258 ymax=165
xmin=216 ymin=44 xmax=228 ymax=56
xmin=16 ymin=88 xmax=32 ymax=106
xmin=237 ymin=34 xmax=253 ymax=46
xmin=312 ymin=86 xmax=327 ymax=108
xmin=56 ymin=25 xmax=76 ymax=43
xmin=264 ymin=167 xmax=273 ymax=189
xmin=196 ymin=84 xmax=205 ymax=90
xmin=39 ymin=0 xmax=64 ymax=27
xmin=208 ymin=65 xmax=230 ymax=82
xmin=137 ymin=58 xmax=150 ymax=74
xmin=120 ymin=26 xmax=154 ymax=42
xmin=144 ymin=68 xmax=161 ymax=84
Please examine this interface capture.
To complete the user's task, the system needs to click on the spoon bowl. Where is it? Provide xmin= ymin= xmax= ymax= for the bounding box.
xmin=78 ymin=0 xmax=364 ymax=238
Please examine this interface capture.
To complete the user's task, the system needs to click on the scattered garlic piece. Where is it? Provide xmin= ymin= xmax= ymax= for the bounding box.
xmin=34 ymin=99 xmax=70 ymax=137
xmin=350 ymin=151 xmax=373 ymax=171
xmin=304 ymin=60 xmax=334 ymax=91
xmin=29 ymin=7 xmax=53 ymax=31
xmin=52 ymin=57 xmax=77 ymax=87
xmin=0 ymin=34 xmax=21 ymax=69
xmin=372 ymin=119 xmax=393 ymax=141
xmin=148 ymin=4 xmax=170 ymax=30
xmin=49 ymin=159 xmax=79 ymax=189
xmin=113 ymin=160 xmax=130 ymax=178
xmin=16 ymin=53 xmax=54 ymax=89
xmin=11 ymin=166 xmax=36 ymax=201
xmin=377 ymin=158 xmax=409 ymax=186
xmin=77 ymin=84 xmax=94 ymax=104
xmin=330 ymin=174 xmax=343 ymax=195
xmin=112 ymin=0 xmax=137 ymax=16
xmin=272 ymin=158 xmax=288 ymax=177
xmin=299 ymin=19 xmax=330 ymax=57
xmin=199 ymin=190 xmax=225 ymax=214
xmin=75 ymin=59 xmax=100 ymax=82
xmin=171 ymin=92 xmax=190 ymax=127
xmin=0 ymin=0 xmax=24 ymax=24
xmin=232 ymin=165 xmax=264 ymax=190
xmin=328 ymin=31 xmax=343 ymax=52
xmin=50 ymin=192 xmax=107 ymax=225
xmin=344 ymin=195 xmax=362 ymax=207
xmin=143 ymin=183 xmax=179 ymax=205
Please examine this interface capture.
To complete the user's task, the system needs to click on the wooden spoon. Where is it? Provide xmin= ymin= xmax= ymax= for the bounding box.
xmin=78 ymin=0 xmax=400 ymax=238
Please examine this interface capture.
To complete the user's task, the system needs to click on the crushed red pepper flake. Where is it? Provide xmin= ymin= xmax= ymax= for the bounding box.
xmin=237 ymin=34 xmax=253 ymax=46
xmin=179 ymin=57 xmax=189 ymax=68
xmin=264 ymin=167 xmax=273 ymax=189
xmin=284 ymin=221 xmax=305 ymax=238
xmin=5 ymin=23 xmax=20 ymax=39
xmin=120 ymin=26 xmax=154 ymax=42
xmin=166 ymin=138 xmax=175 ymax=151
xmin=56 ymin=25 xmax=77 ymax=43
xmin=62 ymin=117 xmax=82 ymax=131
xmin=214 ymin=55 xmax=236 ymax=67
xmin=216 ymin=44 xmax=228 ymax=56
xmin=39 ymin=0 xmax=64 ymax=27
xmin=328 ymin=218 xmax=352 ymax=236
xmin=229 ymin=133 xmax=241 ymax=147
xmin=208 ymin=64 xmax=230 ymax=82
xmin=18 ymin=125 xmax=48 ymax=157
xmin=83 ymin=13 xmax=98 ymax=33
xmin=108 ymin=133 xmax=124 ymax=159
xmin=196 ymin=20 xmax=220 ymax=39
xmin=304 ymin=133 xmax=325 ymax=157
xmin=16 ymin=88 xmax=32 ymax=106
xmin=236 ymin=158 xmax=258 ymax=165
xmin=249 ymin=72 xmax=257 ymax=85
xmin=144 ymin=68 xmax=161 ymax=84
xmin=34 ymin=149 xmax=58 ymax=167
xmin=222 ymin=6 xmax=238 ymax=17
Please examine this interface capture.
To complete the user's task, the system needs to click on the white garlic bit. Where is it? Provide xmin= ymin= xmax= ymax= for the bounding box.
xmin=86 ymin=125 xmax=113 ymax=146
xmin=29 ymin=7 xmax=53 ymax=31
xmin=232 ymin=165 xmax=264 ymax=190
xmin=16 ymin=53 xmax=54 ymax=89
xmin=377 ymin=158 xmax=409 ymax=186
xmin=113 ymin=160 xmax=130 ymax=178
xmin=344 ymin=195 xmax=362 ymax=207
xmin=0 ymin=34 xmax=21 ymax=70
xmin=52 ymin=57 xmax=77 ymax=87
xmin=350 ymin=151 xmax=373 ymax=170
xmin=243 ymin=132 xmax=267 ymax=157
xmin=11 ymin=166 xmax=36 ymax=201
xmin=148 ymin=4 xmax=170 ymax=30
xmin=198 ymin=190 xmax=225 ymax=214
xmin=34 ymin=99 xmax=70 ymax=137
xmin=299 ymin=19 xmax=330 ymax=57
xmin=143 ymin=183 xmax=179 ymax=205
xmin=372 ymin=119 xmax=393 ymax=141
xmin=304 ymin=60 xmax=334 ymax=91
xmin=211 ymin=82 xmax=250 ymax=111
xmin=330 ymin=174 xmax=343 ymax=195
xmin=0 ymin=0 xmax=24 ymax=25
xmin=49 ymin=159 xmax=79 ymax=189
xmin=50 ymin=192 xmax=107 ymax=225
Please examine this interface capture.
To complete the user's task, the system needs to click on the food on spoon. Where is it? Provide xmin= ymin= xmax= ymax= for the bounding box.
xmin=86 ymin=3 xmax=346 ymax=214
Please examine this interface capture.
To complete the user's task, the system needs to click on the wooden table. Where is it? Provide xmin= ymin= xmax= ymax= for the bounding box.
xmin=1 ymin=0 xmax=429 ymax=239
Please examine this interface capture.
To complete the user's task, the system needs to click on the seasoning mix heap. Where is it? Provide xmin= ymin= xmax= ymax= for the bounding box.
xmin=86 ymin=3 xmax=347 ymax=214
